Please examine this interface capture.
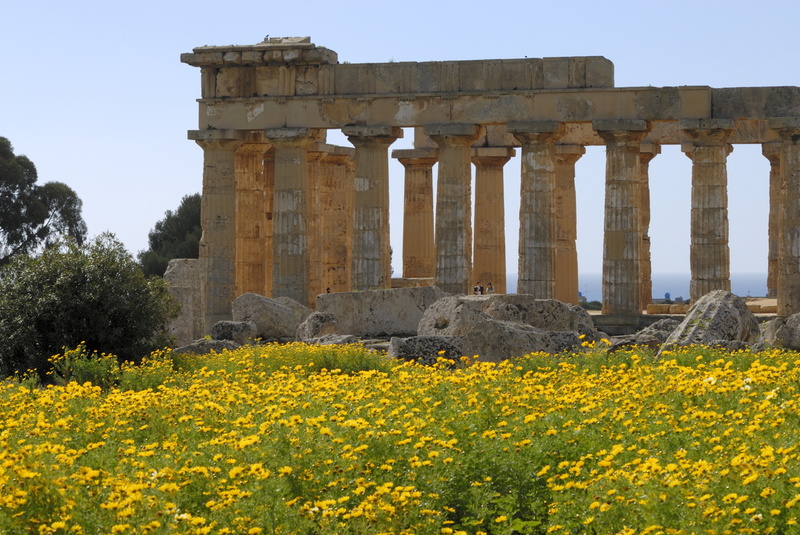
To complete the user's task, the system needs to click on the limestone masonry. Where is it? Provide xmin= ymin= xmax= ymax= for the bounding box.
xmin=182 ymin=36 xmax=800 ymax=329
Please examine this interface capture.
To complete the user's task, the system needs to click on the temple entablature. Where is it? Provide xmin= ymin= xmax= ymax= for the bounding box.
xmin=183 ymin=36 xmax=800 ymax=328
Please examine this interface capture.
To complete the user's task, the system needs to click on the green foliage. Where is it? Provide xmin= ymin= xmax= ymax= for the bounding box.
xmin=0 ymin=137 xmax=87 ymax=264
xmin=0 ymin=233 xmax=177 ymax=379
xmin=138 ymin=193 xmax=201 ymax=276
xmin=49 ymin=343 xmax=121 ymax=391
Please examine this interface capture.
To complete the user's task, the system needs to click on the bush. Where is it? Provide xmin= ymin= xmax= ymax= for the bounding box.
xmin=0 ymin=233 xmax=177 ymax=379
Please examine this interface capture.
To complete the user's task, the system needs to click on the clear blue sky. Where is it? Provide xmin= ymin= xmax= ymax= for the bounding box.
xmin=3 ymin=0 xmax=798 ymax=281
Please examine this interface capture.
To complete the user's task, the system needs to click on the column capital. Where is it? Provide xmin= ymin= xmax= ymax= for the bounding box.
xmin=639 ymin=142 xmax=661 ymax=165
xmin=762 ymin=141 xmax=782 ymax=164
xmin=342 ymin=125 xmax=403 ymax=146
xmin=393 ymin=148 xmax=439 ymax=166
xmin=679 ymin=118 xmax=735 ymax=145
xmin=471 ymin=147 xmax=515 ymax=167
xmin=592 ymin=119 xmax=651 ymax=144
xmin=555 ymin=144 xmax=586 ymax=165
xmin=423 ymin=123 xmax=483 ymax=146
xmin=507 ymin=120 xmax=567 ymax=144
xmin=769 ymin=117 xmax=800 ymax=139
xmin=190 ymin=129 xmax=249 ymax=150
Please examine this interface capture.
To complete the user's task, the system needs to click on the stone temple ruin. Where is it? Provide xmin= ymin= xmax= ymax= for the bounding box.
xmin=181 ymin=36 xmax=800 ymax=331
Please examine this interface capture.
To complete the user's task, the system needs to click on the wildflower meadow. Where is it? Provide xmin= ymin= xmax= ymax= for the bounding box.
xmin=1 ymin=342 xmax=799 ymax=534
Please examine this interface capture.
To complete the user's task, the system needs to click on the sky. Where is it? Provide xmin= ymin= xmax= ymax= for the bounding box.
xmin=3 ymin=0 xmax=798 ymax=291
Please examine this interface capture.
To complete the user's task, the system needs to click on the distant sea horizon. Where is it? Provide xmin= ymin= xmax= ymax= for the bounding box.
xmin=505 ymin=273 xmax=768 ymax=302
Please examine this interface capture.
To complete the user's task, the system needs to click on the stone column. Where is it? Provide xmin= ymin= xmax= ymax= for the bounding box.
xmin=235 ymin=143 xmax=272 ymax=297
xmin=263 ymin=127 xmax=319 ymax=306
xmin=424 ymin=123 xmax=483 ymax=295
xmin=680 ymin=119 xmax=735 ymax=303
xmin=769 ymin=118 xmax=800 ymax=315
xmin=763 ymin=142 xmax=781 ymax=299
xmin=342 ymin=126 xmax=403 ymax=290
xmin=306 ymin=149 xmax=325 ymax=303
xmin=394 ymin=148 xmax=438 ymax=279
xmin=508 ymin=121 xmax=567 ymax=298
xmin=593 ymin=119 xmax=651 ymax=319
xmin=553 ymin=145 xmax=585 ymax=304
xmin=472 ymin=147 xmax=514 ymax=294
xmin=320 ymin=146 xmax=356 ymax=293
xmin=639 ymin=143 xmax=660 ymax=311
xmin=189 ymin=130 xmax=246 ymax=331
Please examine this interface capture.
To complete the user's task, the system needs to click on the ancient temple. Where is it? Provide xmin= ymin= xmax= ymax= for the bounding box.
xmin=181 ymin=36 xmax=800 ymax=329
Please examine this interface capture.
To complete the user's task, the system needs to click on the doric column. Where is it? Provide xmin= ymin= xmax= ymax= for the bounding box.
xmin=593 ymin=119 xmax=651 ymax=318
xmin=189 ymin=130 xmax=246 ymax=331
xmin=263 ymin=127 xmax=319 ymax=306
xmin=769 ymin=118 xmax=800 ymax=315
xmin=639 ymin=143 xmax=661 ymax=311
xmin=763 ymin=142 xmax=781 ymax=299
xmin=471 ymin=147 xmax=514 ymax=294
xmin=424 ymin=123 xmax=483 ymax=295
xmin=394 ymin=148 xmax=438 ymax=279
xmin=342 ymin=125 xmax=403 ymax=290
xmin=508 ymin=121 xmax=567 ymax=298
xmin=235 ymin=143 xmax=272 ymax=297
xmin=553 ymin=145 xmax=585 ymax=304
xmin=320 ymin=146 xmax=356 ymax=293
xmin=307 ymin=149 xmax=326 ymax=303
xmin=680 ymin=119 xmax=734 ymax=303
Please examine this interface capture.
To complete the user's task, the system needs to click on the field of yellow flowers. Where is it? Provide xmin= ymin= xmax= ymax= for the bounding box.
xmin=1 ymin=342 xmax=799 ymax=534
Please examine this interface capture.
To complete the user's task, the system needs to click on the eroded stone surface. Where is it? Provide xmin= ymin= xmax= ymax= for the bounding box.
xmin=231 ymin=293 xmax=311 ymax=341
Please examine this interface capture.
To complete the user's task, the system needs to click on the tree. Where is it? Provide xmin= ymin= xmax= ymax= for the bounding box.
xmin=0 ymin=137 xmax=87 ymax=265
xmin=138 ymin=193 xmax=201 ymax=276
xmin=0 ymin=233 xmax=177 ymax=379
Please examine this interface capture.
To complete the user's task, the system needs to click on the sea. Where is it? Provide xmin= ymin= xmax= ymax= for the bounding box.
xmin=505 ymin=273 xmax=768 ymax=302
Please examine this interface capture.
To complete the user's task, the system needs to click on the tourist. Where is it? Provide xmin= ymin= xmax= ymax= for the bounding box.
xmin=486 ymin=282 xmax=495 ymax=294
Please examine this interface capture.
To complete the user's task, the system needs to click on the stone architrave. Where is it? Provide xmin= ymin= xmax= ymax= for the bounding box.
xmin=235 ymin=143 xmax=272 ymax=297
xmin=553 ymin=144 xmax=585 ymax=304
xmin=394 ymin=149 xmax=438 ymax=279
xmin=593 ymin=119 xmax=651 ymax=319
xmin=263 ymin=127 xmax=319 ymax=306
xmin=190 ymin=130 xmax=247 ymax=331
xmin=424 ymin=123 xmax=483 ymax=295
xmin=680 ymin=119 xmax=735 ymax=303
xmin=508 ymin=121 xmax=568 ymax=298
xmin=769 ymin=118 xmax=800 ymax=316
xmin=471 ymin=147 xmax=514 ymax=294
xmin=320 ymin=146 xmax=355 ymax=293
xmin=639 ymin=142 xmax=660 ymax=311
xmin=762 ymin=142 xmax=781 ymax=299
xmin=342 ymin=125 xmax=403 ymax=290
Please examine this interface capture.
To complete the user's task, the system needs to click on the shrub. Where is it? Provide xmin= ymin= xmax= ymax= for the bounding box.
xmin=0 ymin=233 xmax=177 ymax=379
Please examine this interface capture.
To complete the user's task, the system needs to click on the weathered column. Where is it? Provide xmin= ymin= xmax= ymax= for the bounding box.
xmin=553 ymin=145 xmax=585 ymax=304
xmin=763 ymin=142 xmax=781 ymax=299
xmin=342 ymin=126 xmax=403 ymax=290
xmin=263 ymin=127 xmax=319 ymax=306
xmin=593 ymin=119 xmax=651 ymax=318
xmin=189 ymin=130 xmax=246 ymax=331
xmin=320 ymin=146 xmax=356 ymax=293
xmin=769 ymin=118 xmax=800 ymax=315
xmin=235 ymin=143 xmax=272 ymax=297
xmin=508 ymin=121 xmax=567 ymax=298
xmin=681 ymin=119 xmax=734 ymax=303
xmin=306 ymin=149 xmax=325 ymax=303
xmin=639 ymin=143 xmax=660 ymax=311
xmin=394 ymin=148 xmax=438 ymax=279
xmin=424 ymin=124 xmax=483 ymax=295
xmin=472 ymin=147 xmax=514 ymax=294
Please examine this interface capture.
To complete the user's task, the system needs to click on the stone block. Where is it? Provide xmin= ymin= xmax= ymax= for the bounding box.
xmin=164 ymin=259 xmax=204 ymax=347
xmin=646 ymin=304 xmax=671 ymax=314
xmin=585 ymin=56 xmax=614 ymax=88
xmin=668 ymin=304 xmax=689 ymax=314
xmin=543 ymin=57 xmax=570 ymax=89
